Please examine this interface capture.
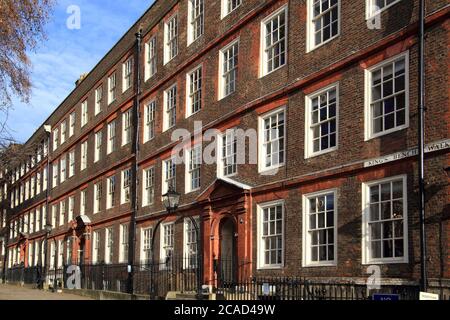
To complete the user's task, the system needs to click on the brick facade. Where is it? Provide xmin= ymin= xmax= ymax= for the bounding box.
xmin=0 ymin=0 xmax=449 ymax=291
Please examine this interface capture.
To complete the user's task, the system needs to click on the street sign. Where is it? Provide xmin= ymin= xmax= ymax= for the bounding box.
xmin=372 ymin=293 xmax=400 ymax=301
xmin=419 ymin=292 xmax=439 ymax=300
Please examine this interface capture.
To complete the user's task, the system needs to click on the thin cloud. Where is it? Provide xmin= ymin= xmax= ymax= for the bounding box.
xmin=4 ymin=0 xmax=152 ymax=143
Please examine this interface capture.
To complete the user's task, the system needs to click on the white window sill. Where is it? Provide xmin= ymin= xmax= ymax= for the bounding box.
xmin=362 ymin=258 xmax=408 ymax=265
xmin=302 ymin=261 xmax=337 ymax=268
xmin=307 ymin=34 xmax=340 ymax=53
xmin=258 ymin=163 xmax=285 ymax=175
xmin=366 ymin=0 xmax=402 ymax=20
xmin=365 ymin=124 xmax=408 ymax=141
xmin=260 ymin=64 xmax=286 ymax=79
xmin=305 ymin=146 xmax=338 ymax=159
xmin=257 ymin=265 xmax=284 ymax=271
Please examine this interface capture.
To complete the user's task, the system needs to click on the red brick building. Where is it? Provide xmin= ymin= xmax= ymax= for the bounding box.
xmin=0 ymin=0 xmax=449 ymax=296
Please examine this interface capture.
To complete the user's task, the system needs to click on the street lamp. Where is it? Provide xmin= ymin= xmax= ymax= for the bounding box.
xmin=0 ymin=235 xmax=5 ymax=283
xmin=162 ymin=186 xmax=203 ymax=299
xmin=43 ymin=224 xmax=57 ymax=292
xmin=162 ymin=186 xmax=180 ymax=214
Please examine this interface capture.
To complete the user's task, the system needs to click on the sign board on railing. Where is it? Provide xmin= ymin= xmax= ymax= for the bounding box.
xmin=419 ymin=292 xmax=439 ymax=300
xmin=372 ymin=293 xmax=400 ymax=301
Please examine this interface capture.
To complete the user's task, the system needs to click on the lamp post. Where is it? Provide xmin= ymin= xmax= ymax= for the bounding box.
xmin=43 ymin=223 xmax=57 ymax=292
xmin=0 ymin=235 xmax=5 ymax=283
xmin=162 ymin=186 xmax=203 ymax=299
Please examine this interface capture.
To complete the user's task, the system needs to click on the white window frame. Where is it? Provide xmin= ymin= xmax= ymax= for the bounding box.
xmin=51 ymin=204 xmax=57 ymax=228
xmin=186 ymin=65 xmax=202 ymax=117
xmin=140 ymin=227 xmax=153 ymax=264
xmin=163 ymin=84 xmax=177 ymax=131
xmin=164 ymin=14 xmax=179 ymax=65
xmin=80 ymin=141 xmax=88 ymax=171
xmin=364 ymin=51 xmax=409 ymax=141
xmin=187 ymin=0 xmax=204 ymax=46
xmin=122 ymin=109 xmax=132 ymax=146
xmin=145 ymin=36 xmax=157 ymax=80
xmin=258 ymin=106 xmax=286 ymax=173
xmin=69 ymin=112 xmax=75 ymax=137
xmin=52 ymin=128 xmax=59 ymax=151
xmin=60 ymin=154 xmax=66 ymax=183
xmin=121 ymin=168 xmax=131 ymax=204
xmin=59 ymin=200 xmax=66 ymax=227
xmin=30 ymin=211 xmax=35 ymax=233
xmin=60 ymin=120 xmax=67 ymax=145
xmin=122 ymin=57 xmax=133 ymax=93
xmin=119 ymin=224 xmax=129 ymax=263
xmin=366 ymin=0 xmax=402 ymax=19
xmin=80 ymin=189 xmax=87 ymax=216
xmin=259 ymin=5 xmax=288 ymax=78
xmin=95 ymin=86 xmax=103 ymax=115
xmin=94 ymin=182 xmax=102 ymax=214
xmin=183 ymin=217 xmax=199 ymax=269
xmin=36 ymin=172 xmax=41 ymax=196
xmin=185 ymin=145 xmax=201 ymax=193
xmin=68 ymin=196 xmax=74 ymax=222
xmin=92 ymin=231 xmax=100 ymax=264
xmin=107 ymin=176 xmax=116 ymax=209
xmin=52 ymin=162 xmax=58 ymax=189
xmin=217 ymin=129 xmax=238 ymax=178
xmin=221 ymin=0 xmax=242 ymax=19
xmin=162 ymin=158 xmax=176 ymax=196
xmin=142 ymin=167 xmax=155 ymax=207
xmin=218 ymin=39 xmax=239 ymax=100
xmin=35 ymin=208 xmax=41 ymax=232
xmin=362 ymin=174 xmax=408 ymax=264
xmin=43 ymin=167 xmax=48 ymax=191
xmin=105 ymin=227 xmax=114 ymax=264
xmin=69 ymin=150 xmax=75 ymax=177
xmin=306 ymin=0 xmax=341 ymax=52
xmin=304 ymin=83 xmax=339 ymax=158
xmin=257 ymin=200 xmax=285 ymax=270
xmin=94 ymin=130 xmax=102 ymax=163
xmin=108 ymin=73 xmax=117 ymax=105
xmin=144 ymin=100 xmax=156 ymax=143
xmin=302 ymin=189 xmax=338 ymax=267
xmin=81 ymin=100 xmax=88 ymax=127
xmin=160 ymin=222 xmax=174 ymax=269
xmin=107 ymin=120 xmax=116 ymax=154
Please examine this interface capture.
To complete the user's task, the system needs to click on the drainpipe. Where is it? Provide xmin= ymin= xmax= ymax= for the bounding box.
xmin=417 ymin=0 xmax=427 ymax=292
xmin=127 ymin=29 xmax=143 ymax=295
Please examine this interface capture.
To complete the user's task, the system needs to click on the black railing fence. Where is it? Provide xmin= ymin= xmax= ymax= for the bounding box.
xmin=3 ymin=259 xmax=433 ymax=300
xmin=216 ymin=276 xmax=421 ymax=300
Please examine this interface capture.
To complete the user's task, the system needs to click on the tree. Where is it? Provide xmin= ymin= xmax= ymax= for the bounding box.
xmin=0 ymin=0 xmax=55 ymax=113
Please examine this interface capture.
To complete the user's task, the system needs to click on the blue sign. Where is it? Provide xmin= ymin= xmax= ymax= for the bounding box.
xmin=372 ymin=294 xmax=400 ymax=301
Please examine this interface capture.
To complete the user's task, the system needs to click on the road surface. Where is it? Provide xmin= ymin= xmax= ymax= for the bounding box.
xmin=0 ymin=284 xmax=92 ymax=300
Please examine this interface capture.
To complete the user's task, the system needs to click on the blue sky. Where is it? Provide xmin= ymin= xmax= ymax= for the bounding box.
xmin=5 ymin=0 xmax=154 ymax=143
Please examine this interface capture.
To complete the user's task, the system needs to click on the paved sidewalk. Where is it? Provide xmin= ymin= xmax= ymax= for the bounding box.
xmin=0 ymin=284 xmax=93 ymax=300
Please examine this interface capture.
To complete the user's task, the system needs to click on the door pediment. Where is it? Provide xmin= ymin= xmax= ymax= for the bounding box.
xmin=196 ymin=177 xmax=251 ymax=202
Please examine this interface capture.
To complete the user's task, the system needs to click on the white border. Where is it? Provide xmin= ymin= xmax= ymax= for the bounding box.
xmin=256 ymin=199 xmax=285 ymax=270
xmin=259 ymin=5 xmax=289 ymax=78
xmin=306 ymin=0 xmax=341 ymax=53
xmin=304 ymin=82 xmax=340 ymax=159
xmin=361 ymin=174 xmax=409 ymax=265
xmin=364 ymin=51 xmax=409 ymax=141
xmin=302 ymin=188 xmax=338 ymax=267
xmin=258 ymin=106 xmax=286 ymax=174
xmin=218 ymin=38 xmax=240 ymax=101
xmin=185 ymin=64 xmax=203 ymax=118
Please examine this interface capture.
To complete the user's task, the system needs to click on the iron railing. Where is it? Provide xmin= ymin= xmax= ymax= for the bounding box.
xmin=3 ymin=260 xmax=427 ymax=300
xmin=216 ymin=276 xmax=421 ymax=300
